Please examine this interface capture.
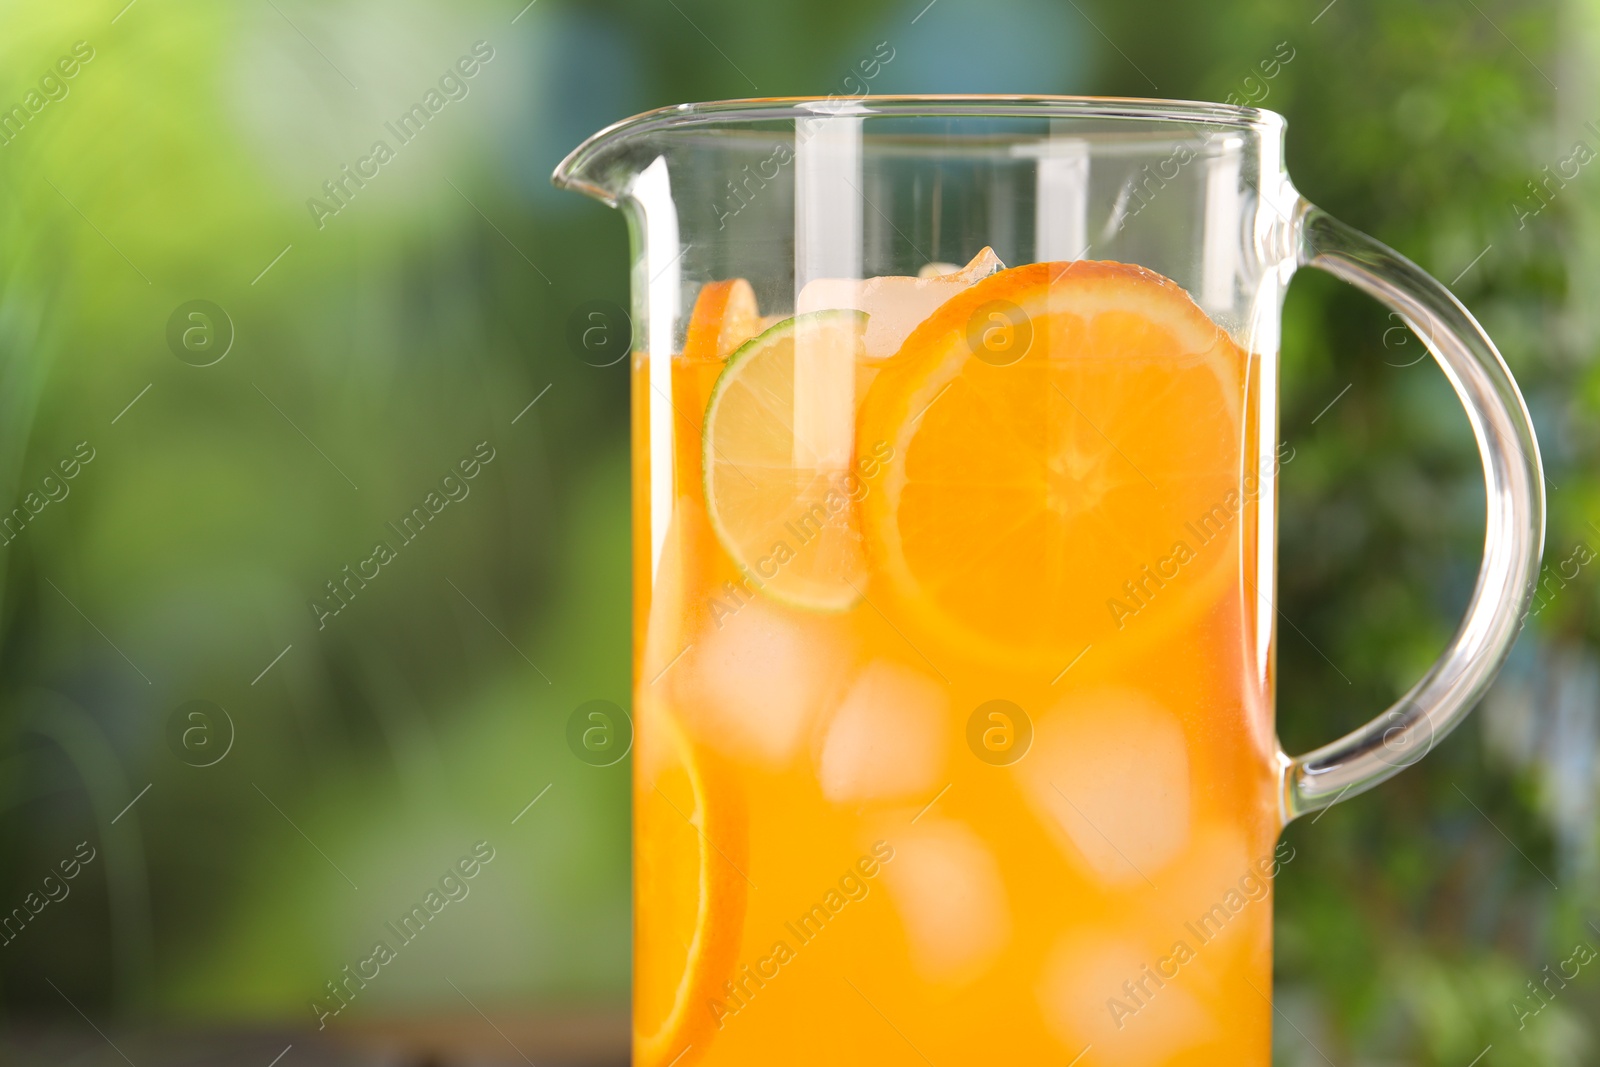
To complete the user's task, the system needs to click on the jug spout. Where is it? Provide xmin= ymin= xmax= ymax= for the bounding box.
xmin=551 ymin=112 xmax=665 ymax=206
xmin=552 ymin=99 xmax=874 ymax=206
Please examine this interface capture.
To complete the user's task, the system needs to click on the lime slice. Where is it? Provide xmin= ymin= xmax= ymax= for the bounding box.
xmin=702 ymin=310 xmax=869 ymax=612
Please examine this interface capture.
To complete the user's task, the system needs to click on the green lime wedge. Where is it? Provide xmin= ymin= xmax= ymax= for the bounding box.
xmin=702 ymin=310 xmax=869 ymax=613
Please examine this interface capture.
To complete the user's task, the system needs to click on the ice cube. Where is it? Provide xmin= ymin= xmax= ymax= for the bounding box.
xmin=1038 ymin=932 xmax=1218 ymax=1064
xmin=1019 ymin=689 xmax=1191 ymax=884
xmin=816 ymin=660 xmax=948 ymax=804
xmin=881 ymin=820 xmax=1009 ymax=984
xmin=675 ymin=598 xmax=850 ymax=767
xmin=931 ymin=248 xmax=1005 ymax=282
xmin=1159 ymin=825 xmax=1276 ymax=977
xmin=790 ymin=311 xmax=859 ymax=470
xmin=797 ymin=247 xmax=1005 ymax=359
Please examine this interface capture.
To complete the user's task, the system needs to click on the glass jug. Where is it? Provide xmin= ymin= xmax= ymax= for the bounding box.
xmin=553 ymin=97 xmax=1543 ymax=1067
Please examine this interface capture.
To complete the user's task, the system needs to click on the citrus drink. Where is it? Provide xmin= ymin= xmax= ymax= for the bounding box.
xmin=633 ymin=255 xmax=1282 ymax=1066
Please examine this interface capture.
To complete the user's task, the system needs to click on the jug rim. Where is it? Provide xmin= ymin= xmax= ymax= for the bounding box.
xmin=552 ymin=95 xmax=1286 ymax=203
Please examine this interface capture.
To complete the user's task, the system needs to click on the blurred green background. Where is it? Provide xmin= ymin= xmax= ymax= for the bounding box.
xmin=0 ymin=0 xmax=1592 ymax=1063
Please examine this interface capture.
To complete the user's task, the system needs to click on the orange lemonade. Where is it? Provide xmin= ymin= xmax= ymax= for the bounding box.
xmin=633 ymin=254 xmax=1283 ymax=1066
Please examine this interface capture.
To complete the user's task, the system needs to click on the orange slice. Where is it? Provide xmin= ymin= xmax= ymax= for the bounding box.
xmin=858 ymin=260 xmax=1251 ymax=669
xmin=635 ymin=709 xmax=748 ymax=1067
xmin=684 ymin=278 xmax=762 ymax=361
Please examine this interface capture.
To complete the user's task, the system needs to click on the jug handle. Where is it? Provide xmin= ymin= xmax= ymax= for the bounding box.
xmin=1277 ymin=201 xmax=1546 ymax=823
